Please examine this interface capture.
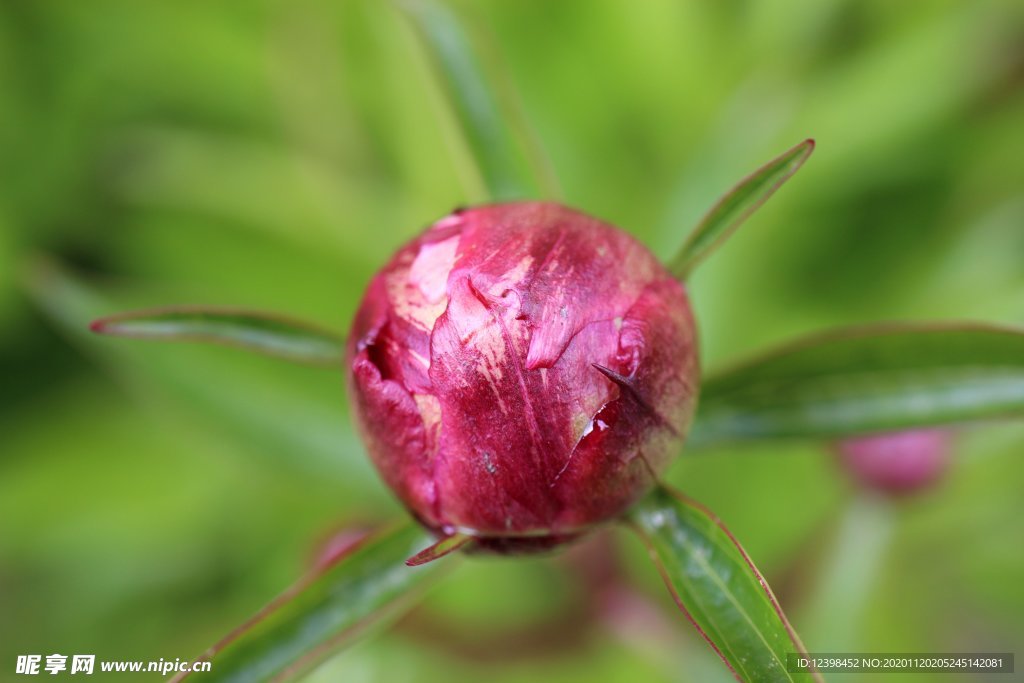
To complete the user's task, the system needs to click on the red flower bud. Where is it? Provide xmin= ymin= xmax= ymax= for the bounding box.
xmin=836 ymin=429 xmax=950 ymax=496
xmin=346 ymin=202 xmax=699 ymax=550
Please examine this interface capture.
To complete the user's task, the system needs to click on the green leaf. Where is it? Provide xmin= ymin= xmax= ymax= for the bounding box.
xmin=690 ymin=323 xmax=1024 ymax=446
xmin=25 ymin=259 xmax=364 ymax=480
xmin=172 ymin=522 xmax=452 ymax=682
xmin=627 ymin=487 xmax=821 ymax=683
xmin=405 ymin=532 xmax=473 ymax=566
xmin=90 ymin=306 xmax=344 ymax=366
xmin=669 ymin=139 xmax=814 ymax=280
xmin=400 ymin=0 xmax=560 ymax=201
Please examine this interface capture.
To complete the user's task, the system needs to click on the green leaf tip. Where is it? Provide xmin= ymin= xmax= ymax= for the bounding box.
xmin=170 ymin=522 xmax=450 ymax=682
xmin=405 ymin=532 xmax=473 ymax=566
xmin=670 ymin=138 xmax=815 ymax=280
xmin=628 ymin=486 xmax=822 ymax=683
xmin=690 ymin=321 xmax=1024 ymax=447
xmin=90 ymin=305 xmax=345 ymax=367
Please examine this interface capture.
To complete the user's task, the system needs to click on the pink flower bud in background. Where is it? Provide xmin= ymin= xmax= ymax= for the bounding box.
xmin=308 ymin=526 xmax=373 ymax=572
xmin=346 ymin=202 xmax=699 ymax=550
xmin=836 ymin=429 xmax=951 ymax=496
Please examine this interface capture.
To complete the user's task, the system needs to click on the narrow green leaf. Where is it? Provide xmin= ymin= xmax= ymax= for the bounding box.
xmin=400 ymin=0 xmax=560 ymax=201
xmin=25 ymin=259 xmax=364 ymax=480
xmin=691 ymin=323 xmax=1024 ymax=447
xmin=405 ymin=532 xmax=473 ymax=566
xmin=670 ymin=139 xmax=814 ymax=280
xmin=628 ymin=487 xmax=821 ymax=683
xmin=90 ymin=306 xmax=344 ymax=366
xmin=172 ymin=522 xmax=452 ymax=682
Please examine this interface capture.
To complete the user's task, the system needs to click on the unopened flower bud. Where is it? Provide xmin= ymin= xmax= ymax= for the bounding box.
xmin=836 ymin=429 xmax=950 ymax=496
xmin=346 ymin=202 xmax=699 ymax=550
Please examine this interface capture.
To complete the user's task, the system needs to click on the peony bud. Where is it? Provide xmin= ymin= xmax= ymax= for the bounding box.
xmin=836 ymin=429 xmax=951 ymax=496
xmin=346 ymin=202 xmax=698 ymax=551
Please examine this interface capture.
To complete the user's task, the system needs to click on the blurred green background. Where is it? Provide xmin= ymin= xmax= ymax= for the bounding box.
xmin=2 ymin=1 xmax=1023 ymax=681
